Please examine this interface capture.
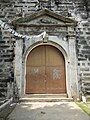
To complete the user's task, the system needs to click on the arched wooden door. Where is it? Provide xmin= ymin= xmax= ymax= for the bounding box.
xmin=26 ymin=45 xmax=66 ymax=94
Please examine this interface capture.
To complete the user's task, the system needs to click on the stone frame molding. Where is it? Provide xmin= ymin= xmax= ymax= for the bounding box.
xmin=14 ymin=9 xmax=79 ymax=99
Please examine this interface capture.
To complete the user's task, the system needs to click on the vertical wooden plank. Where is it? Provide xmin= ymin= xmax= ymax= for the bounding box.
xmin=46 ymin=45 xmax=66 ymax=93
xmin=26 ymin=46 xmax=46 ymax=93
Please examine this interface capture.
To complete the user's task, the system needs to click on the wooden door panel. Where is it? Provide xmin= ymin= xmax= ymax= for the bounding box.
xmin=26 ymin=45 xmax=66 ymax=94
xmin=46 ymin=46 xmax=64 ymax=66
xmin=26 ymin=66 xmax=46 ymax=93
xmin=46 ymin=66 xmax=66 ymax=93
xmin=46 ymin=46 xmax=66 ymax=93
xmin=26 ymin=45 xmax=46 ymax=93
xmin=26 ymin=46 xmax=45 ymax=66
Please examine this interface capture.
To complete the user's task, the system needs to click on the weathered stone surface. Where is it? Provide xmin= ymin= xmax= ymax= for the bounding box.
xmin=0 ymin=0 xmax=90 ymax=100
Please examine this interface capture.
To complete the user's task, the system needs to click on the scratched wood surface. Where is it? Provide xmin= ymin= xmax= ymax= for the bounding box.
xmin=26 ymin=45 xmax=66 ymax=94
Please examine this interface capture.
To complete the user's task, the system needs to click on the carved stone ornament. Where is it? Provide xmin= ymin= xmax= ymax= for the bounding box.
xmin=12 ymin=9 xmax=77 ymax=27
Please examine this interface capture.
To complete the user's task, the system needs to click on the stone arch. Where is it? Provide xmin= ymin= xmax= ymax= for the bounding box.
xmin=21 ymin=41 xmax=70 ymax=96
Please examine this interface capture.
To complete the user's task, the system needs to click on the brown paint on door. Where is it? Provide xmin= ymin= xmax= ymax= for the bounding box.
xmin=26 ymin=45 xmax=66 ymax=94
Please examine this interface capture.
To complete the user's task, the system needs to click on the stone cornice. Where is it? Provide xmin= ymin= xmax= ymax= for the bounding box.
xmin=12 ymin=9 xmax=77 ymax=27
xmin=16 ymin=23 xmax=76 ymax=27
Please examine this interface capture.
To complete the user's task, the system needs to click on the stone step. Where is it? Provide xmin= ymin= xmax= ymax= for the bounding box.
xmin=20 ymin=98 xmax=73 ymax=102
xmin=20 ymin=94 xmax=73 ymax=102
xmin=23 ymin=94 xmax=68 ymax=98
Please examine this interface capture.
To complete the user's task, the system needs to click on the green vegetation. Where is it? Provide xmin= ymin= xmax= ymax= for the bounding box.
xmin=76 ymin=102 xmax=90 ymax=116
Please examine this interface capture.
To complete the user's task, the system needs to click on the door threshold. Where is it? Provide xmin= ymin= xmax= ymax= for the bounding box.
xmin=22 ymin=94 xmax=68 ymax=98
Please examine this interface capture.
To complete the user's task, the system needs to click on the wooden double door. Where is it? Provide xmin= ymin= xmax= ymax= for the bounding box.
xmin=26 ymin=45 xmax=66 ymax=94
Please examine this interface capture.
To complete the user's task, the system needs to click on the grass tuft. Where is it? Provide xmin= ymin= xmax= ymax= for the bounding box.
xmin=76 ymin=102 xmax=90 ymax=116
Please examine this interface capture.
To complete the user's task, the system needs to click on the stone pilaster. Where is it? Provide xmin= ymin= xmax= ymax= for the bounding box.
xmin=14 ymin=38 xmax=23 ymax=97
xmin=68 ymin=27 xmax=79 ymax=99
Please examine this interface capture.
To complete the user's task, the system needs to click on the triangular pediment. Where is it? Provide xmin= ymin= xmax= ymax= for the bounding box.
xmin=12 ymin=9 xmax=77 ymax=26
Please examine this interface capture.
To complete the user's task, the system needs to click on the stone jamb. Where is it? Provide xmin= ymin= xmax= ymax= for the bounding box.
xmin=14 ymin=33 xmax=78 ymax=99
xmin=68 ymin=26 xmax=79 ymax=99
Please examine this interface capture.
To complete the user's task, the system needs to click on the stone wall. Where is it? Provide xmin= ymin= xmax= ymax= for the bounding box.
xmin=0 ymin=0 xmax=90 ymax=99
xmin=0 ymin=27 xmax=15 ymax=99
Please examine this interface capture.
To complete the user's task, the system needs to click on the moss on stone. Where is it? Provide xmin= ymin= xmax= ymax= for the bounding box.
xmin=76 ymin=102 xmax=90 ymax=116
